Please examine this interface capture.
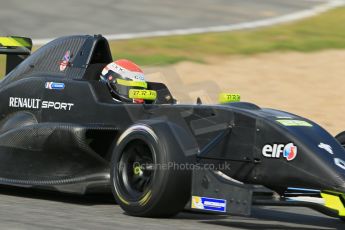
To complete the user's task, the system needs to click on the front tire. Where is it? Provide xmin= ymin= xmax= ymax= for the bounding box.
xmin=110 ymin=122 xmax=192 ymax=217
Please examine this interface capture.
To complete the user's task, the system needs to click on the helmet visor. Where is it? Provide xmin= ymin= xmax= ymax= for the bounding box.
xmin=104 ymin=71 xmax=147 ymax=99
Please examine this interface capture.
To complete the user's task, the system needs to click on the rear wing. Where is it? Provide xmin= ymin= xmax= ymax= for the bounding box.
xmin=0 ymin=36 xmax=32 ymax=75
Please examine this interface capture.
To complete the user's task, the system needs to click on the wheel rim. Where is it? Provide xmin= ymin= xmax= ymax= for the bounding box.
xmin=117 ymin=139 xmax=154 ymax=200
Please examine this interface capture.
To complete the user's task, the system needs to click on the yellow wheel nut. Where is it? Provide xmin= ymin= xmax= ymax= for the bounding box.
xmin=134 ymin=165 xmax=142 ymax=175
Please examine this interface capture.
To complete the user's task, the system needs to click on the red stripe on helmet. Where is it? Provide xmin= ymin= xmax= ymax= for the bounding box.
xmin=114 ymin=59 xmax=143 ymax=73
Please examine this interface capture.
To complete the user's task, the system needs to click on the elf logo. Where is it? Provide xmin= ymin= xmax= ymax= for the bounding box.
xmin=262 ymin=143 xmax=298 ymax=161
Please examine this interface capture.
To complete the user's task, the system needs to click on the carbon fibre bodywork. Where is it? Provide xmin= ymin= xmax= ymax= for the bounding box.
xmin=1 ymin=35 xmax=345 ymax=198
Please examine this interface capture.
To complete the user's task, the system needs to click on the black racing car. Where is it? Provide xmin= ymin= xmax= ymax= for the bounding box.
xmin=1 ymin=35 xmax=345 ymax=220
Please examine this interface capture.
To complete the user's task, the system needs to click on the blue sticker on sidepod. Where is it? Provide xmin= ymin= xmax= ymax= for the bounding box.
xmin=191 ymin=196 xmax=226 ymax=212
xmin=45 ymin=82 xmax=65 ymax=90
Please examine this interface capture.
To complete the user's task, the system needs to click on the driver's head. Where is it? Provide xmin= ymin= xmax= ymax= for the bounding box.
xmin=100 ymin=59 xmax=147 ymax=103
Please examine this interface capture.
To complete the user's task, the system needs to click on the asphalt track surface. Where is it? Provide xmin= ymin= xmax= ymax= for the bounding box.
xmin=0 ymin=185 xmax=343 ymax=230
xmin=0 ymin=0 xmax=343 ymax=229
xmin=0 ymin=0 xmax=331 ymax=40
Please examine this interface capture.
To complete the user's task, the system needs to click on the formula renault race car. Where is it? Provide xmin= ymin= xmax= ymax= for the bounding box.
xmin=1 ymin=35 xmax=345 ymax=220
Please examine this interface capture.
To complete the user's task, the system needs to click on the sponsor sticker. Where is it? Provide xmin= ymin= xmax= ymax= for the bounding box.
xmin=318 ymin=143 xmax=333 ymax=155
xmin=59 ymin=50 xmax=71 ymax=71
xmin=262 ymin=143 xmax=298 ymax=161
xmin=45 ymin=82 xmax=65 ymax=90
xmin=191 ymin=196 xmax=226 ymax=213
xmin=276 ymin=119 xmax=313 ymax=127
xmin=9 ymin=97 xmax=74 ymax=111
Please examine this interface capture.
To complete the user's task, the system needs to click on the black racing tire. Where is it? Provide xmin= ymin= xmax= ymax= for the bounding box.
xmin=333 ymin=132 xmax=345 ymax=222
xmin=336 ymin=131 xmax=345 ymax=147
xmin=110 ymin=122 xmax=192 ymax=217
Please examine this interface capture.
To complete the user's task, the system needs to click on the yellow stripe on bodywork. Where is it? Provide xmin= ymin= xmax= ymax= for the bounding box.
xmin=0 ymin=37 xmax=31 ymax=48
xmin=321 ymin=191 xmax=345 ymax=216
xmin=116 ymin=78 xmax=147 ymax=88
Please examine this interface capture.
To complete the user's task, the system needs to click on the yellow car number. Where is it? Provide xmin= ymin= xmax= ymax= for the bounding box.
xmin=129 ymin=89 xmax=157 ymax=101
xmin=218 ymin=93 xmax=241 ymax=104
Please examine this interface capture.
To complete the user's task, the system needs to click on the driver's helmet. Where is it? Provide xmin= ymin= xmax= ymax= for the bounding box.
xmin=100 ymin=59 xmax=147 ymax=103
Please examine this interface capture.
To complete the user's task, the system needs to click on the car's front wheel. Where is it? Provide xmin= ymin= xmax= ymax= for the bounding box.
xmin=110 ymin=122 xmax=192 ymax=217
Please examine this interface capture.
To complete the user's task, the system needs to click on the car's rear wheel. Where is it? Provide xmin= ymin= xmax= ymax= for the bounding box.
xmin=110 ymin=122 xmax=192 ymax=217
xmin=335 ymin=131 xmax=345 ymax=222
xmin=336 ymin=131 xmax=345 ymax=148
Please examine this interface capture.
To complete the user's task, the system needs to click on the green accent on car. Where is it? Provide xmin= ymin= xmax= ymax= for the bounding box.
xmin=128 ymin=89 xmax=157 ymax=100
xmin=321 ymin=190 xmax=345 ymax=217
xmin=276 ymin=119 xmax=313 ymax=127
xmin=218 ymin=93 xmax=241 ymax=104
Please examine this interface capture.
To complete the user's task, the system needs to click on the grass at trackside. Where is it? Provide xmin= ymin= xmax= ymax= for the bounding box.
xmin=109 ymin=7 xmax=345 ymax=65
xmin=1 ymin=7 xmax=345 ymax=72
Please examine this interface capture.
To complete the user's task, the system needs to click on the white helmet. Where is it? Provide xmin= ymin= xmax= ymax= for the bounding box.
xmin=100 ymin=59 xmax=146 ymax=103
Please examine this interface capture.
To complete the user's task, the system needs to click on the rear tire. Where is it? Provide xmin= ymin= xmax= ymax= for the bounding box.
xmin=336 ymin=131 xmax=345 ymax=147
xmin=110 ymin=122 xmax=192 ymax=217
